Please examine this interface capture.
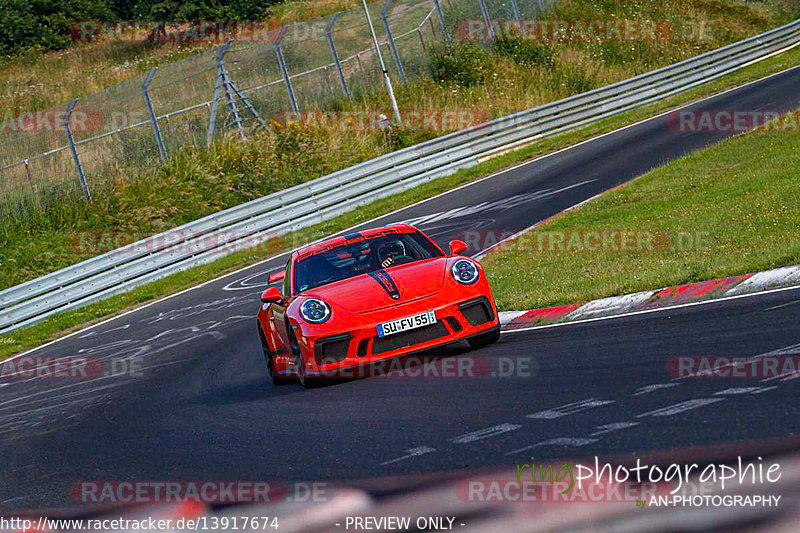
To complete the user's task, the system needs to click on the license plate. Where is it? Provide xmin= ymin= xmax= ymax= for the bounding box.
xmin=377 ymin=310 xmax=436 ymax=338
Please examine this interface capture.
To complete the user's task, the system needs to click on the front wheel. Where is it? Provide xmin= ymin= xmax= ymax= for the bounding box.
xmin=288 ymin=324 xmax=319 ymax=389
xmin=258 ymin=324 xmax=291 ymax=386
xmin=468 ymin=327 xmax=501 ymax=349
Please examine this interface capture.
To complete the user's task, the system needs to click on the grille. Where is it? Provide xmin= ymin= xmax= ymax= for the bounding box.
xmin=372 ymin=321 xmax=449 ymax=355
xmin=459 ymin=298 xmax=494 ymax=326
xmin=314 ymin=334 xmax=351 ymax=366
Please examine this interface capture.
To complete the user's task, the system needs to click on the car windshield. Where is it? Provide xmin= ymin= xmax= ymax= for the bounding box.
xmin=293 ymin=232 xmax=443 ymax=293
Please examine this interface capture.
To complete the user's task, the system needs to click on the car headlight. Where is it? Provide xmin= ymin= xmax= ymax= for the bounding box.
xmin=451 ymin=259 xmax=479 ymax=285
xmin=300 ymin=298 xmax=331 ymax=323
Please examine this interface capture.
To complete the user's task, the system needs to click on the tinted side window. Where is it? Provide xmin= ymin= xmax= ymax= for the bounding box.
xmin=282 ymin=260 xmax=292 ymax=297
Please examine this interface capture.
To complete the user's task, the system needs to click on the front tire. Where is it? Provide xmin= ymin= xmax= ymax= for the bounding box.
xmin=258 ymin=324 xmax=290 ymax=386
xmin=468 ymin=326 xmax=501 ymax=349
xmin=288 ymin=324 xmax=319 ymax=389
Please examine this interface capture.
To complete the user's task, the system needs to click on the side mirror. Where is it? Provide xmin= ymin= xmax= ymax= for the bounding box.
xmin=268 ymin=270 xmax=285 ymax=284
xmin=449 ymin=239 xmax=468 ymax=256
xmin=260 ymin=287 xmax=285 ymax=304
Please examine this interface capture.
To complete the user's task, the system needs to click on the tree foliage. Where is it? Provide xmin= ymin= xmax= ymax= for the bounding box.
xmin=1 ymin=0 xmax=278 ymax=56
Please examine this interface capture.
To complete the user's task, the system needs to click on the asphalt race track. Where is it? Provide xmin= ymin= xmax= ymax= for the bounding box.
xmin=3 ymin=65 xmax=800 ymax=511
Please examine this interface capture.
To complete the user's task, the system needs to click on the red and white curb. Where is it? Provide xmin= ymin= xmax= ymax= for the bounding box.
xmin=499 ymin=264 xmax=800 ymax=331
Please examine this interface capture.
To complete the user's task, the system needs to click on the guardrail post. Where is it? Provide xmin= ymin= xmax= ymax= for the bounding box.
xmin=63 ymin=98 xmax=91 ymax=201
xmin=274 ymin=26 xmax=299 ymax=113
xmin=143 ymin=67 xmax=168 ymax=162
xmin=382 ymin=0 xmax=407 ymax=84
xmin=478 ymin=0 xmax=495 ymax=41
xmin=432 ymin=0 xmax=450 ymax=42
xmin=326 ymin=12 xmax=351 ymax=100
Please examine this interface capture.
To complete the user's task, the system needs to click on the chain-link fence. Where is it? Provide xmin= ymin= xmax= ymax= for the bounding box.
xmin=0 ymin=0 xmax=555 ymax=227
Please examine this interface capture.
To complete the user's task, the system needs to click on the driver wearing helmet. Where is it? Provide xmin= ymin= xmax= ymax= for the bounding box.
xmin=378 ymin=239 xmax=408 ymax=269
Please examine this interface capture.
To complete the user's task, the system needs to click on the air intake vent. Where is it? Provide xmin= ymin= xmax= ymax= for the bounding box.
xmin=314 ymin=334 xmax=351 ymax=366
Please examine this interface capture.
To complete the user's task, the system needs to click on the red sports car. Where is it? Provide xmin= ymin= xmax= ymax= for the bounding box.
xmin=256 ymin=224 xmax=500 ymax=387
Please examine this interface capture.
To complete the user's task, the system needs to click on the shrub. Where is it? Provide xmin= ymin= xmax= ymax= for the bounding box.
xmin=492 ymin=38 xmax=555 ymax=69
xmin=430 ymin=43 xmax=490 ymax=87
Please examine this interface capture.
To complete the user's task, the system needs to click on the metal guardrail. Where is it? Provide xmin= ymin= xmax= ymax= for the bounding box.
xmin=2 ymin=18 xmax=800 ymax=334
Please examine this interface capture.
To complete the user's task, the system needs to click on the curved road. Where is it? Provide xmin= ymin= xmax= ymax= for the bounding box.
xmin=3 ymin=65 xmax=800 ymax=511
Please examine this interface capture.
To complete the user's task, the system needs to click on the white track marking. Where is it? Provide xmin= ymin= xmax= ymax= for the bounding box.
xmin=636 ymin=398 xmax=723 ymax=417
xmin=564 ymin=290 xmax=656 ymax=321
xmin=633 ymin=383 xmax=680 ymax=396
xmin=713 ymin=387 xmax=769 ymax=395
xmin=526 ymin=399 xmax=614 ymax=420
xmin=504 ymin=437 xmax=599 ymax=456
xmin=8 ymin=64 xmax=800 ymax=359
xmin=589 ymin=422 xmax=640 ymax=436
xmin=379 ymin=446 xmax=436 ymax=466
xmin=727 ymin=264 xmax=800 ymax=296
xmin=449 ymin=423 xmax=522 ymax=444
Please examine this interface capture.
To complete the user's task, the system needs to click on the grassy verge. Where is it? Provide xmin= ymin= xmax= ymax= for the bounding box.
xmin=483 ymin=108 xmax=800 ymax=310
xmin=2 ymin=44 xmax=800 ymax=359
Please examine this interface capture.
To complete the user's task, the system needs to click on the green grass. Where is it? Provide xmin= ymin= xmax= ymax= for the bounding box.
xmin=483 ymin=111 xmax=800 ymax=310
xmin=2 ymin=43 xmax=800 ymax=360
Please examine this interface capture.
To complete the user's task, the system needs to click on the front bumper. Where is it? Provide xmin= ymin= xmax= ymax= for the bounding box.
xmin=297 ymin=295 xmax=499 ymax=379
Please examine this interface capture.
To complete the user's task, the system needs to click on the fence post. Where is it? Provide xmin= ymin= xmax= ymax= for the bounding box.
xmin=362 ymin=0 xmax=401 ymax=126
xmin=511 ymin=0 xmax=522 ymax=24
xmin=274 ymin=26 xmax=299 ymax=113
xmin=432 ymin=0 xmax=451 ymax=42
xmin=382 ymin=0 xmax=407 ymax=84
xmin=63 ymin=99 xmax=91 ymax=202
xmin=23 ymin=159 xmax=36 ymax=193
xmin=478 ymin=0 xmax=495 ymax=41
xmin=207 ymin=47 xmax=225 ymax=148
xmin=143 ymin=67 xmax=168 ymax=162
xmin=218 ymin=42 xmax=245 ymax=140
xmin=326 ymin=11 xmax=351 ymax=100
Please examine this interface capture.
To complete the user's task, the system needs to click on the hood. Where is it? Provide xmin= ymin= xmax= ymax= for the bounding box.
xmin=305 ymin=257 xmax=448 ymax=312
